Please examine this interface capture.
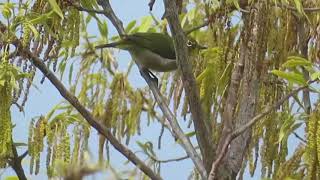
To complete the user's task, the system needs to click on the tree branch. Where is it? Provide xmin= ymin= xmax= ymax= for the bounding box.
xmin=233 ymin=83 xmax=314 ymax=137
xmin=9 ymin=143 xmax=27 ymax=180
xmin=139 ymin=69 xmax=206 ymax=177
xmin=9 ymin=41 xmax=161 ymax=180
xmin=150 ymin=154 xmax=189 ymax=163
xmin=208 ymin=82 xmax=315 ymax=180
xmin=97 ymin=0 xmax=125 ymax=36
xmin=72 ymin=4 xmax=107 ymax=14
xmin=293 ymin=132 xmax=307 ymax=144
xmin=277 ymin=3 xmax=320 ymax=13
xmin=162 ymin=1 xmax=214 ymax=177
xmin=96 ymin=0 xmax=206 ymax=178
xmin=148 ymin=0 xmax=156 ymax=11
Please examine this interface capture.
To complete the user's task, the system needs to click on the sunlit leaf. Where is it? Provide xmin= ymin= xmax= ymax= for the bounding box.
xmin=48 ymin=0 xmax=64 ymax=19
xmin=271 ymin=70 xmax=306 ymax=85
xmin=282 ymin=56 xmax=312 ymax=68
xmin=125 ymin=20 xmax=137 ymax=33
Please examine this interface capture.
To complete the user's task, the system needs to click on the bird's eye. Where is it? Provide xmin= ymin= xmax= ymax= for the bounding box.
xmin=187 ymin=40 xmax=193 ymax=47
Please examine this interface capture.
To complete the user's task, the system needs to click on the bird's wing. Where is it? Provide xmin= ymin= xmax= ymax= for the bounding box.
xmin=127 ymin=33 xmax=176 ymax=59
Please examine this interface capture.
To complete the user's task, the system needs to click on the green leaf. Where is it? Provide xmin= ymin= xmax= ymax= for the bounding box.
xmin=4 ymin=176 xmax=19 ymax=180
xmin=48 ymin=0 xmax=64 ymax=19
xmin=125 ymin=20 xmax=137 ymax=33
xmin=27 ymin=23 xmax=39 ymax=38
xmin=278 ymin=115 xmax=302 ymax=143
xmin=68 ymin=63 xmax=74 ymax=85
xmin=271 ymin=70 xmax=306 ymax=85
xmin=185 ymin=131 xmax=196 ymax=137
xmin=29 ymin=11 xmax=53 ymax=24
xmin=311 ymin=71 xmax=320 ymax=81
xmin=138 ymin=16 xmax=153 ymax=32
xmin=282 ymin=56 xmax=312 ymax=68
xmin=230 ymin=0 xmax=240 ymax=9
xmin=97 ymin=21 xmax=108 ymax=37
xmin=2 ymin=3 xmax=13 ymax=19
xmin=293 ymin=0 xmax=303 ymax=14
xmin=0 ymin=79 xmax=5 ymax=86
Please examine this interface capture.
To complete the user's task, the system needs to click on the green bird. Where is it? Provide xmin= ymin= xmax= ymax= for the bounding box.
xmin=96 ymin=32 xmax=205 ymax=84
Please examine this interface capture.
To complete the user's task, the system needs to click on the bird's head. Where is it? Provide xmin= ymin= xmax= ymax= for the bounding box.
xmin=186 ymin=38 xmax=207 ymax=50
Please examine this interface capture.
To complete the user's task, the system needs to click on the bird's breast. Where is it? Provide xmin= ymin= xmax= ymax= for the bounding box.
xmin=129 ymin=49 xmax=177 ymax=72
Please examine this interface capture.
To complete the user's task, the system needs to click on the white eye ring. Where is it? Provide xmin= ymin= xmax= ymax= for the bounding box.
xmin=187 ymin=40 xmax=193 ymax=47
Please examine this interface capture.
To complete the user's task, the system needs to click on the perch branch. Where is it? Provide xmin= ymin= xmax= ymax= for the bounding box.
xmin=96 ymin=0 xmax=206 ymax=178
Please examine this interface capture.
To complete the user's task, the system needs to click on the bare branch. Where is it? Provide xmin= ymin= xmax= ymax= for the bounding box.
xmin=148 ymin=0 xmax=156 ymax=11
xmin=208 ymin=134 xmax=232 ymax=180
xmin=293 ymin=132 xmax=307 ymax=144
xmin=150 ymin=154 xmax=189 ymax=163
xmin=139 ymin=69 xmax=206 ymax=177
xmin=9 ymin=143 xmax=27 ymax=180
xmin=277 ymin=3 xmax=320 ymax=12
xmin=72 ymin=4 xmax=106 ymax=14
xmin=18 ymin=150 xmax=28 ymax=161
xmin=185 ymin=20 xmax=210 ymax=35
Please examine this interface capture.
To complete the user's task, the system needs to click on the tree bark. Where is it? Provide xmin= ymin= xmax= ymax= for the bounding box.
xmin=216 ymin=3 xmax=270 ymax=179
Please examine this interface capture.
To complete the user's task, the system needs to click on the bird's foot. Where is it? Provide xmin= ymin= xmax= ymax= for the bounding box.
xmin=140 ymin=68 xmax=158 ymax=87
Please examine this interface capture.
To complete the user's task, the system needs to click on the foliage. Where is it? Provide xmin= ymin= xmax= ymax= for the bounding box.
xmin=1 ymin=0 xmax=320 ymax=179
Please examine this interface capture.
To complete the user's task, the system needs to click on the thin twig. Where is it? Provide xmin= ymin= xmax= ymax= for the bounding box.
xmin=148 ymin=0 xmax=156 ymax=11
xmin=293 ymin=132 xmax=307 ymax=144
xmin=278 ymin=3 xmax=320 ymax=12
xmin=185 ymin=20 xmax=210 ymax=35
xmin=18 ymin=150 xmax=28 ymax=161
xmin=150 ymin=154 xmax=189 ymax=163
xmin=208 ymin=134 xmax=232 ymax=180
xmin=72 ymin=5 xmax=106 ymax=14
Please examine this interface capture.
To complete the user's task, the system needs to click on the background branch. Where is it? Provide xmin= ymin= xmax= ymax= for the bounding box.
xmin=208 ymin=82 xmax=314 ymax=179
xmin=72 ymin=4 xmax=106 ymax=14
xmin=150 ymin=154 xmax=189 ymax=163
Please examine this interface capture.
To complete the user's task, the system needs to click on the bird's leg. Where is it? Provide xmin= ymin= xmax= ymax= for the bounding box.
xmin=140 ymin=68 xmax=158 ymax=87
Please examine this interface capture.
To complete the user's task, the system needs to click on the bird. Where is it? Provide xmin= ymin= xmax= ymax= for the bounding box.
xmin=96 ymin=32 xmax=205 ymax=85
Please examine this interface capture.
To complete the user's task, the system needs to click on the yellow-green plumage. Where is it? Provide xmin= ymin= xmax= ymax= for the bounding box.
xmin=100 ymin=32 xmax=177 ymax=72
